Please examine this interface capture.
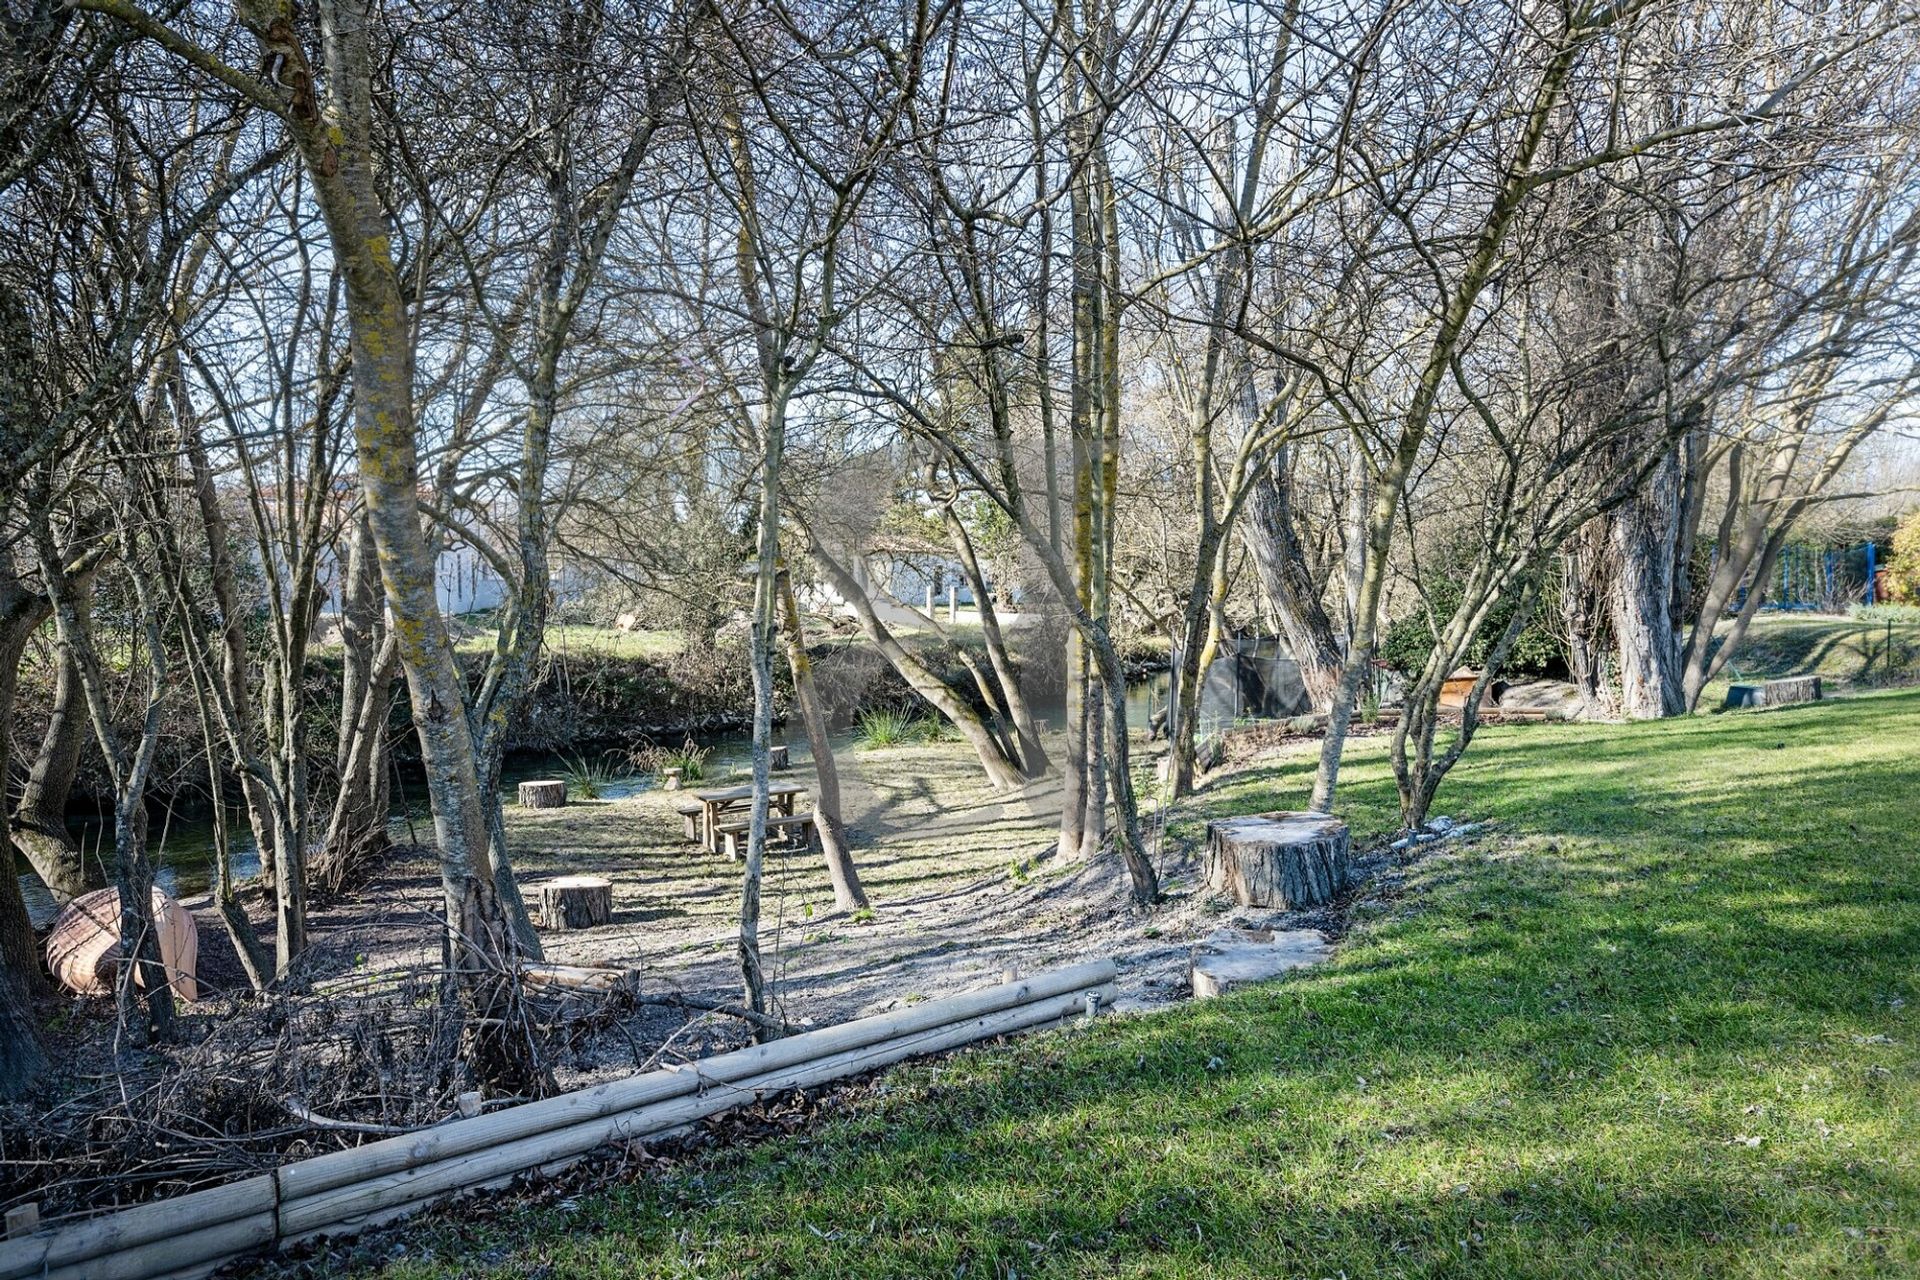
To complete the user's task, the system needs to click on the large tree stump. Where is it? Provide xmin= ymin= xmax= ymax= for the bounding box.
xmin=1205 ymin=811 xmax=1350 ymax=908
xmin=1725 ymin=675 xmax=1821 ymax=709
xmin=518 ymin=779 xmax=567 ymax=808
xmin=539 ymin=876 xmax=613 ymax=931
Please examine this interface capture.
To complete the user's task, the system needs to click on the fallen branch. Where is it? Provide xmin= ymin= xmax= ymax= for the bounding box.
xmin=521 ymin=963 xmax=795 ymax=1034
xmin=277 ymin=1100 xmax=414 ymax=1137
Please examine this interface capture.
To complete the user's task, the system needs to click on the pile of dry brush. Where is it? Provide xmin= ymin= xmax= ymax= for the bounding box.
xmin=0 ymin=915 xmax=762 ymax=1222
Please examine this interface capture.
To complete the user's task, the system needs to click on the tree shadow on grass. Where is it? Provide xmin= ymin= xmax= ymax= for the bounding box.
xmin=343 ymin=693 xmax=1920 ymax=1278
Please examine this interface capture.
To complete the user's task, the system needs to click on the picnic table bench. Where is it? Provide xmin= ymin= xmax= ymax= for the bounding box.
xmin=713 ymin=812 xmax=819 ymax=861
xmin=689 ymin=781 xmax=806 ymax=854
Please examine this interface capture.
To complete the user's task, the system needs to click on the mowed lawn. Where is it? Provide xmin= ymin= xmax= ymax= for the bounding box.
xmin=353 ymin=690 xmax=1920 ymax=1279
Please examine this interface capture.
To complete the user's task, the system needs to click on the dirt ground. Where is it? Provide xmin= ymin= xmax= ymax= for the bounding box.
xmin=177 ymin=732 xmax=1361 ymax=1092
xmin=6 ymin=730 xmax=1407 ymax=1224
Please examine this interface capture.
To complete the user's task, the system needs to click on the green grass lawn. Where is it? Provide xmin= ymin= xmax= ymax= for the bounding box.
xmin=354 ymin=690 xmax=1919 ymax=1278
xmin=1703 ymin=613 xmax=1920 ymax=702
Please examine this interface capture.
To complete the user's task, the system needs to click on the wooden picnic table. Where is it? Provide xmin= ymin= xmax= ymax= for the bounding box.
xmin=691 ymin=781 xmax=806 ymax=854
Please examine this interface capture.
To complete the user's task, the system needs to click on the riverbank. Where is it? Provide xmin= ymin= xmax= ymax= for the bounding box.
xmin=7 ymin=619 xmax=1170 ymax=824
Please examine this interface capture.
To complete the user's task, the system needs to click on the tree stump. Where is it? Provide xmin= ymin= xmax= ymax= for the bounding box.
xmin=539 ymin=876 xmax=613 ymax=931
xmin=769 ymin=744 xmax=790 ymax=771
xmin=518 ymin=779 xmax=567 ymax=808
xmin=1205 ymin=811 xmax=1350 ymax=908
xmin=1725 ymin=675 xmax=1821 ymax=709
xmin=1189 ymin=927 xmax=1331 ymax=999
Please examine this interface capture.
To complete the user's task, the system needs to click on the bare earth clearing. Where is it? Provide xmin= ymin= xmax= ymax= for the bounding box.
xmin=181 ymin=732 xmax=1370 ymax=1092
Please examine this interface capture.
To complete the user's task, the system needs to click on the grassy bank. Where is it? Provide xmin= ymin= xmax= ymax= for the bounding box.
xmin=1701 ymin=612 xmax=1920 ymax=704
xmin=330 ymin=687 xmax=1918 ymax=1278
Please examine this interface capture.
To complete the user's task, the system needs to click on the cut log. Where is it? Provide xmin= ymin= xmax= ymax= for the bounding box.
xmin=521 ymin=962 xmax=625 ymax=992
xmin=518 ymin=779 xmax=567 ymax=808
xmin=768 ymin=744 xmax=790 ymax=771
xmin=538 ymin=876 xmax=612 ymax=931
xmin=45 ymin=888 xmax=199 ymax=1003
xmin=1725 ymin=675 xmax=1821 ymax=709
xmin=1205 ymin=811 xmax=1350 ymax=909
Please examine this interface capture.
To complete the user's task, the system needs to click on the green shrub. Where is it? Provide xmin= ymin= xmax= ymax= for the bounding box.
xmin=913 ymin=714 xmax=959 ymax=743
xmin=1379 ymin=573 xmax=1563 ymax=678
xmin=559 ymin=750 xmax=623 ymax=800
xmin=1852 ymin=603 xmax=1920 ymax=623
xmin=630 ymin=738 xmax=712 ymax=783
xmin=855 ymin=707 xmax=923 ymax=750
xmin=1883 ymin=510 xmax=1920 ymax=604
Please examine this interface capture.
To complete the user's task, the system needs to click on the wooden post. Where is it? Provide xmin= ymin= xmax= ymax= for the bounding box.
xmin=517 ymin=779 xmax=567 ymax=808
xmin=947 ymin=584 xmax=958 ymax=622
xmin=768 ymin=744 xmax=790 ymax=771
xmin=539 ymin=876 xmax=613 ymax=931
xmin=1204 ymin=811 xmax=1350 ymax=908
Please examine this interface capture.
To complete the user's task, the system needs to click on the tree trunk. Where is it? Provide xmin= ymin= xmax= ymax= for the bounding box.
xmin=1608 ymin=445 xmax=1687 ymax=719
xmin=1561 ymin=520 xmax=1618 ymax=719
xmin=0 ymin=568 xmax=51 ymax=1095
xmin=1314 ymin=16 xmax=1588 ymax=811
xmin=1311 ymin=475 xmax=1393 ymax=813
xmin=1167 ymin=526 xmax=1219 ymax=798
xmin=806 ymin=537 xmax=1026 ymax=790
xmin=200 ymin=748 xmax=271 ymax=992
xmin=1058 ymin=620 xmax=1088 ymax=858
xmin=321 ymin=516 xmax=397 ymax=884
xmin=11 ymin=573 xmax=98 ymax=897
xmin=777 ymin=569 xmax=866 ymax=911
xmin=264 ymin=0 xmax=535 ymax=1085
xmin=107 ymin=678 xmax=173 ymax=1043
xmin=738 ymin=385 xmax=785 ymax=1031
xmin=1094 ymin=632 xmax=1156 ymax=901
xmin=1340 ymin=461 xmax=1370 ymax=635
xmin=1245 ymin=452 xmax=1344 ymax=713
xmin=177 ymin=380 xmax=308 ymax=972
xmin=940 ymin=504 xmax=1048 ymax=776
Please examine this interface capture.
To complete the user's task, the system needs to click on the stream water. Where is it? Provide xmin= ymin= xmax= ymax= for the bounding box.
xmin=14 ymin=676 xmax=1170 ymax=928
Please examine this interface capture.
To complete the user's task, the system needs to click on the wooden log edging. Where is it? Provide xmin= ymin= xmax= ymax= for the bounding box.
xmin=0 ymin=961 xmax=1118 ymax=1280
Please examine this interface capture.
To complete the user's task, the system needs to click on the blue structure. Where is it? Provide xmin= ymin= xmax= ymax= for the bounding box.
xmin=1727 ymin=541 xmax=1878 ymax=613
xmin=1764 ymin=542 xmax=1873 ymax=611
